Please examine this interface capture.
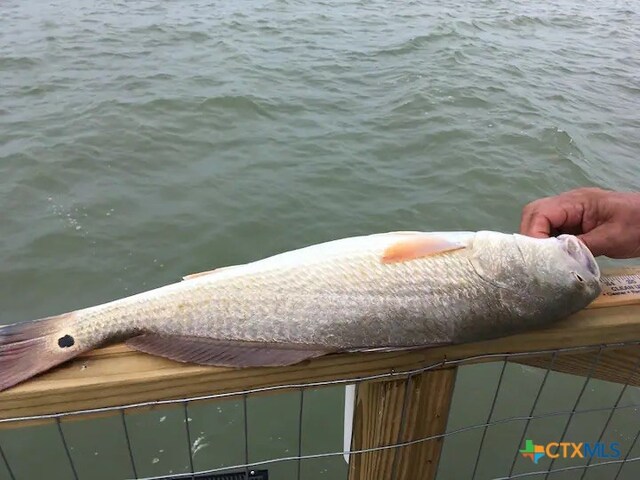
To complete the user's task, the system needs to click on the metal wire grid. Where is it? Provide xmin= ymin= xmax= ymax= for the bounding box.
xmin=1 ymin=341 xmax=639 ymax=480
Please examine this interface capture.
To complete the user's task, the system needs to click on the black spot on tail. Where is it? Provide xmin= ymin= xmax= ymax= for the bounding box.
xmin=58 ymin=334 xmax=75 ymax=348
xmin=0 ymin=312 xmax=79 ymax=391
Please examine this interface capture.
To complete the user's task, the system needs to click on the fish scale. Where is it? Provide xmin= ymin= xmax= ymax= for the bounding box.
xmin=0 ymin=230 xmax=600 ymax=392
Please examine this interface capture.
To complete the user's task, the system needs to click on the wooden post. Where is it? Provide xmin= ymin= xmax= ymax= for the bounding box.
xmin=348 ymin=368 xmax=457 ymax=480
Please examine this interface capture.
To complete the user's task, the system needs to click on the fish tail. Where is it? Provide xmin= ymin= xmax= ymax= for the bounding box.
xmin=0 ymin=312 xmax=85 ymax=392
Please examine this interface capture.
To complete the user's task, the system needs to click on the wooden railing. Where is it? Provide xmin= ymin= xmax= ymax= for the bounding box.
xmin=1 ymin=267 xmax=639 ymax=480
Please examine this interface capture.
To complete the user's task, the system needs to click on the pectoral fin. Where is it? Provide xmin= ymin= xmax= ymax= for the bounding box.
xmin=126 ymin=335 xmax=334 ymax=367
xmin=382 ymin=235 xmax=466 ymax=264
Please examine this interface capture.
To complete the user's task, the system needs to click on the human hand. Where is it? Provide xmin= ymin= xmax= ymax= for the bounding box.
xmin=520 ymin=188 xmax=640 ymax=258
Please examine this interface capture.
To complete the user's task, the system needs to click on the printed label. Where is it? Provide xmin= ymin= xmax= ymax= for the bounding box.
xmin=600 ymin=274 xmax=640 ymax=297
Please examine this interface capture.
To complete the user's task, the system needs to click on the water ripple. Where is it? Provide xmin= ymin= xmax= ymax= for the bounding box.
xmin=1 ymin=2 xmax=640 ymax=477
xmin=0 ymin=0 xmax=638 ymax=319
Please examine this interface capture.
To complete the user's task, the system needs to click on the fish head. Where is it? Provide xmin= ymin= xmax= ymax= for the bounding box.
xmin=471 ymin=231 xmax=601 ymax=316
xmin=513 ymin=233 xmax=601 ymax=301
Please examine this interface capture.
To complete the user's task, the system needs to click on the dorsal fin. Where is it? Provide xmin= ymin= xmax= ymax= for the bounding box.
xmin=382 ymin=235 xmax=465 ymax=264
xmin=182 ymin=265 xmax=237 ymax=281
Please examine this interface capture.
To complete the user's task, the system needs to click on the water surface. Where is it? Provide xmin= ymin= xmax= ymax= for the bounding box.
xmin=1 ymin=0 xmax=639 ymax=479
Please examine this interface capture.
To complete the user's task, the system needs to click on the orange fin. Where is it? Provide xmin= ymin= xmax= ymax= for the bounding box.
xmin=382 ymin=235 xmax=465 ymax=264
xmin=182 ymin=266 xmax=236 ymax=281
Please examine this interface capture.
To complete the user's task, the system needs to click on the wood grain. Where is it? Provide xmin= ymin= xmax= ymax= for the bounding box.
xmin=514 ymin=345 xmax=640 ymax=387
xmin=348 ymin=369 xmax=456 ymax=480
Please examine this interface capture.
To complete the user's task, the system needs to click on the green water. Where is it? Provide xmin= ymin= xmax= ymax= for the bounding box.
xmin=1 ymin=0 xmax=640 ymax=478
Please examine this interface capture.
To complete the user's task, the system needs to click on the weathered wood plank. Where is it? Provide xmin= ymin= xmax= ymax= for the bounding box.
xmin=0 ymin=268 xmax=639 ymax=423
xmin=513 ymin=345 xmax=640 ymax=387
xmin=348 ymin=368 xmax=456 ymax=480
xmin=392 ymin=370 xmax=456 ymax=480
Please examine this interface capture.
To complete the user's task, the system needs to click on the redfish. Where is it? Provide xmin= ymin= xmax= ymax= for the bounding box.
xmin=0 ymin=231 xmax=600 ymax=391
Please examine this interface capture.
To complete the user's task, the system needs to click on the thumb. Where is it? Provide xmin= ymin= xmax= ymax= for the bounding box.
xmin=577 ymin=227 xmax=611 ymax=257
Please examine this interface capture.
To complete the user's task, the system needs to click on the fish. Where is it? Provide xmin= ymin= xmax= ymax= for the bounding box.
xmin=0 ymin=230 xmax=601 ymax=392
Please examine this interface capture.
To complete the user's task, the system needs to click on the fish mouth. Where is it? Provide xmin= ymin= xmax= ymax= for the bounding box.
xmin=557 ymin=235 xmax=601 ymax=280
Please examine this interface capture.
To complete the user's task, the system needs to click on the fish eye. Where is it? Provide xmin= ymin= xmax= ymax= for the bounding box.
xmin=574 ymin=272 xmax=584 ymax=283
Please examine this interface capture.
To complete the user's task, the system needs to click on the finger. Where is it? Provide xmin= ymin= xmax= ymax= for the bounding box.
xmin=520 ymin=201 xmax=551 ymax=237
xmin=524 ymin=198 xmax=592 ymax=237
xmin=578 ymin=227 xmax=611 ymax=257
xmin=525 ymin=214 xmax=553 ymax=238
xmin=520 ymin=201 xmax=569 ymax=237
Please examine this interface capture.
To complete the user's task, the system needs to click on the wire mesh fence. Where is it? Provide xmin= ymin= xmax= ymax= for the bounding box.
xmin=1 ymin=341 xmax=640 ymax=480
